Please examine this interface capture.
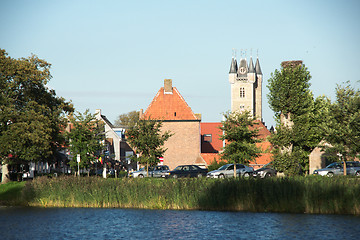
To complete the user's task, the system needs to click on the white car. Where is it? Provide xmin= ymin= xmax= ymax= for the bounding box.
xmin=207 ymin=164 xmax=254 ymax=178
xmin=313 ymin=161 xmax=360 ymax=177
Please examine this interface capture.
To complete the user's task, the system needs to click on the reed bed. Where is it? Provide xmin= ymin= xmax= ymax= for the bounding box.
xmin=4 ymin=175 xmax=360 ymax=214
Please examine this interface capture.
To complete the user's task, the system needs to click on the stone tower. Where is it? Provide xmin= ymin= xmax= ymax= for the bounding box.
xmin=229 ymin=55 xmax=262 ymax=121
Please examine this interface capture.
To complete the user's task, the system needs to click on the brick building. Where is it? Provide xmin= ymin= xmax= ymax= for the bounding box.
xmin=141 ymin=79 xmax=206 ymax=170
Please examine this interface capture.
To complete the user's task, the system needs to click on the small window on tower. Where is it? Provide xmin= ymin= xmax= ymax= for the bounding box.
xmin=240 ymin=105 xmax=245 ymax=109
xmin=240 ymin=88 xmax=245 ymax=98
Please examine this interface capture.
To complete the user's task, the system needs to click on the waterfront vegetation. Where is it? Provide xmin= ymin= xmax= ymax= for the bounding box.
xmin=1 ymin=176 xmax=360 ymax=215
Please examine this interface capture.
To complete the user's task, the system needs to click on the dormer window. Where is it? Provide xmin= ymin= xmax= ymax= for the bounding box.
xmin=204 ymin=134 xmax=212 ymax=142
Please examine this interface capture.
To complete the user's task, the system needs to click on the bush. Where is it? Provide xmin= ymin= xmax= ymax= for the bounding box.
xmin=207 ymin=158 xmax=227 ymax=172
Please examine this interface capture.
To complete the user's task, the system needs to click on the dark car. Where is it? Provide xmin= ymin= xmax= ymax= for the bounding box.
xmin=253 ymin=166 xmax=277 ymax=178
xmin=165 ymin=165 xmax=208 ymax=178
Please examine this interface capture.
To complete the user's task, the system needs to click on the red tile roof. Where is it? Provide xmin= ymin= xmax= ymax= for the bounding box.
xmin=143 ymin=87 xmax=199 ymax=121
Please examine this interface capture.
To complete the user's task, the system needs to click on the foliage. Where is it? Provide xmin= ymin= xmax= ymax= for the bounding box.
xmin=126 ymin=119 xmax=172 ymax=168
xmin=219 ymin=111 xmax=261 ymax=165
xmin=65 ymin=110 xmax=106 ymax=170
xmin=267 ymin=63 xmax=325 ymax=175
xmin=114 ymin=110 xmax=139 ymax=127
xmin=0 ymin=49 xmax=73 ymax=183
xmin=322 ymin=81 xmax=360 ymax=162
xmin=267 ymin=63 xmax=313 ymax=117
xmin=207 ymin=158 xmax=228 ymax=172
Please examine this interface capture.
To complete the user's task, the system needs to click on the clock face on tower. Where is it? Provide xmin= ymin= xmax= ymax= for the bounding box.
xmin=239 ymin=67 xmax=246 ymax=74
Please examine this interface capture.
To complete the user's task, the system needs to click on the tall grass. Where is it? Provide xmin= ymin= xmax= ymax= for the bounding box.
xmin=0 ymin=181 xmax=26 ymax=206
xmin=3 ymin=175 xmax=360 ymax=214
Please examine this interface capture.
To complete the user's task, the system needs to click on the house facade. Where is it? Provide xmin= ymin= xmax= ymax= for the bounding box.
xmin=95 ymin=109 xmax=135 ymax=170
xmin=141 ymin=79 xmax=206 ymax=170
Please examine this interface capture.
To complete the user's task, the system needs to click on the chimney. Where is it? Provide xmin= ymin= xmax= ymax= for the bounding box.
xmin=164 ymin=79 xmax=173 ymax=94
xmin=281 ymin=60 xmax=303 ymax=69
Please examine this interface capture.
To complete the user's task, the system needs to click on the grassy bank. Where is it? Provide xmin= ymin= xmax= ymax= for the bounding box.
xmin=1 ymin=176 xmax=360 ymax=214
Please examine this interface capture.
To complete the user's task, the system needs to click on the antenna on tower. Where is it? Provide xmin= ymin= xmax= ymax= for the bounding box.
xmin=250 ymin=48 xmax=253 ymax=57
xmin=257 ymin=49 xmax=259 ymax=58
xmin=232 ymin=48 xmax=237 ymax=59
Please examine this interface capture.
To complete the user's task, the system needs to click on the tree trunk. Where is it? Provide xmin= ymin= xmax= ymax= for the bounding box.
xmin=146 ymin=162 xmax=149 ymax=177
xmin=234 ymin=164 xmax=237 ymax=178
xmin=343 ymin=161 xmax=347 ymax=176
xmin=1 ymin=163 xmax=10 ymax=184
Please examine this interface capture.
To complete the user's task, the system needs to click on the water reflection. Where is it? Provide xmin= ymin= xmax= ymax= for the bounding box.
xmin=0 ymin=207 xmax=360 ymax=239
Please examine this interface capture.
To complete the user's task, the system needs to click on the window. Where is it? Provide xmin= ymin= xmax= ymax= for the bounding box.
xmin=203 ymin=134 xmax=212 ymax=142
xmin=239 ymin=105 xmax=245 ymax=109
xmin=239 ymin=88 xmax=245 ymax=98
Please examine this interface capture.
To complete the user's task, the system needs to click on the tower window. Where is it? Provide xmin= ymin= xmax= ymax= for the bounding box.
xmin=240 ymin=88 xmax=245 ymax=98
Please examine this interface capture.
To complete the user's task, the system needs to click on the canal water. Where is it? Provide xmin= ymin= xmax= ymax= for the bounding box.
xmin=0 ymin=207 xmax=360 ymax=239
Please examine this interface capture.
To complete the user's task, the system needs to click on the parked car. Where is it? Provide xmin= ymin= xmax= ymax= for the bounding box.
xmin=313 ymin=161 xmax=360 ymax=177
xmin=129 ymin=165 xmax=170 ymax=178
xmin=207 ymin=164 xmax=254 ymax=178
xmin=253 ymin=163 xmax=277 ymax=178
xmin=152 ymin=165 xmax=170 ymax=178
xmin=165 ymin=165 xmax=208 ymax=178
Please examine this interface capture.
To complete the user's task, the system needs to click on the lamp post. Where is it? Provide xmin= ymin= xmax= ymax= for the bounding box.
xmin=77 ymin=154 xmax=80 ymax=177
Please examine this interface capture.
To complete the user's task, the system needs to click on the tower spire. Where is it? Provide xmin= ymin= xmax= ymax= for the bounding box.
xmin=255 ymin=57 xmax=262 ymax=75
xmin=229 ymin=57 xmax=238 ymax=73
xmin=248 ymin=56 xmax=255 ymax=73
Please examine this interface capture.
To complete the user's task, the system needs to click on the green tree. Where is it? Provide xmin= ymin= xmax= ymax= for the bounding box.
xmin=322 ymin=81 xmax=360 ymax=174
xmin=0 ymin=49 xmax=73 ymax=183
xmin=126 ymin=119 xmax=172 ymax=176
xmin=66 ymin=110 xmax=105 ymax=175
xmin=267 ymin=62 xmax=325 ymax=175
xmin=114 ymin=111 xmax=139 ymax=127
xmin=219 ymin=111 xmax=261 ymax=177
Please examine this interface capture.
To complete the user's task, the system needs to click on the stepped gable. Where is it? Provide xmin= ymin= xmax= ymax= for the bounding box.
xmin=142 ymin=79 xmax=199 ymax=121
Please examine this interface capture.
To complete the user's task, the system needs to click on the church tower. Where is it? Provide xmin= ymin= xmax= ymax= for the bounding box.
xmin=229 ymin=54 xmax=263 ymax=121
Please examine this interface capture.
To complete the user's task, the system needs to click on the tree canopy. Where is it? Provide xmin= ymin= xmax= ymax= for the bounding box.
xmin=322 ymin=81 xmax=360 ymax=164
xmin=267 ymin=62 xmax=313 ymax=117
xmin=267 ymin=62 xmax=325 ymax=175
xmin=219 ymin=111 xmax=261 ymax=177
xmin=114 ymin=111 xmax=139 ymax=127
xmin=0 ymin=49 xmax=73 ymax=183
xmin=65 ymin=110 xmax=106 ymax=174
xmin=126 ymin=119 xmax=172 ymax=175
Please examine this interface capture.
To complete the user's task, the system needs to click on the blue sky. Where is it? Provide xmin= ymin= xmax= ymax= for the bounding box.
xmin=1 ymin=0 xmax=359 ymax=128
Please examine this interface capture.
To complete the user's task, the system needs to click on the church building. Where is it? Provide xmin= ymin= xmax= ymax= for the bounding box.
xmin=229 ymin=56 xmax=263 ymax=121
